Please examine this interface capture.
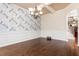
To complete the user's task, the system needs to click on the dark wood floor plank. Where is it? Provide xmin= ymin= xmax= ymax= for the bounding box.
xmin=0 ymin=37 xmax=77 ymax=56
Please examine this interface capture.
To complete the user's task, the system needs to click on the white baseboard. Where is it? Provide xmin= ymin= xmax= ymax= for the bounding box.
xmin=0 ymin=30 xmax=75 ymax=47
xmin=41 ymin=30 xmax=67 ymax=41
xmin=0 ymin=31 xmax=40 ymax=47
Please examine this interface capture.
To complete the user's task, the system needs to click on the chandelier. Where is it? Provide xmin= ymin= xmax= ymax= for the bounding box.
xmin=28 ymin=4 xmax=43 ymax=19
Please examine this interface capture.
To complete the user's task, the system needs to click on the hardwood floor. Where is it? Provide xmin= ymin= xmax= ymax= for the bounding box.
xmin=0 ymin=37 xmax=78 ymax=56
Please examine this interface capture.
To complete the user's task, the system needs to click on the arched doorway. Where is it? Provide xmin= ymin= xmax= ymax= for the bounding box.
xmin=68 ymin=16 xmax=78 ymax=45
xmin=67 ymin=9 xmax=78 ymax=55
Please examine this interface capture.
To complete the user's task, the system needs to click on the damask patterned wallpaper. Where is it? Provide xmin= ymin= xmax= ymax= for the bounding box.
xmin=0 ymin=3 xmax=41 ymax=32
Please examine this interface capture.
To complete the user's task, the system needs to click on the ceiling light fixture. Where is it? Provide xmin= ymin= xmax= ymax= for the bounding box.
xmin=28 ymin=3 xmax=43 ymax=19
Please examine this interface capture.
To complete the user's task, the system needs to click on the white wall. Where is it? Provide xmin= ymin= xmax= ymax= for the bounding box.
xmin=41 ymin=11 xmax=67 ymax=41
xmin=0 ymin=3 xmax=41 ymax=47
xmin=0 ymin=31 xmax=40 ymax=47
xmin=1 ymin=3 xmax=79 ymax=47
xmin=41 ymin=3 xmax=79 ymax=42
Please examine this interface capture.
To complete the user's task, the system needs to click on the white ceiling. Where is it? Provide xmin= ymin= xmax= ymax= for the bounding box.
xmin=16 ymin=3 xmax=70 ymax=15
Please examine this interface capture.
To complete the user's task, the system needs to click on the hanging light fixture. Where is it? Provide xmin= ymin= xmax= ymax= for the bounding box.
xmin=28 ymin=3 xmax=43 ymax=19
